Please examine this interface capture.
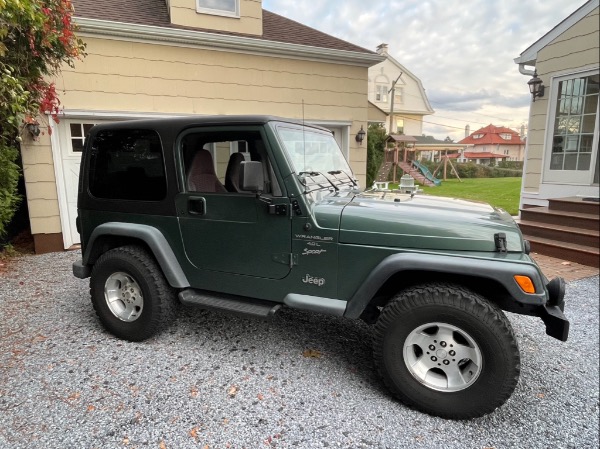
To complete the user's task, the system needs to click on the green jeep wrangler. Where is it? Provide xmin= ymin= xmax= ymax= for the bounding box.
xmin=73 ymin=116 xmax=569 ymax=419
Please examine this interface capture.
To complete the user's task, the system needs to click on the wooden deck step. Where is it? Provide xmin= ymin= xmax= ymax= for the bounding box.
xmin=517 ymin=220 xmax=600 ymax=249
xmin=549 ymin=196 xmax=600 ymax=215
xmin=523 ymin=235 xmax=600 ymax=268
xmin=519 ymin=195 xmax=599 ymax=268
xmin=527 ymin=237 xmax=600 ymax=268
xmin=520 ymin=207 xmax=599 ymax=231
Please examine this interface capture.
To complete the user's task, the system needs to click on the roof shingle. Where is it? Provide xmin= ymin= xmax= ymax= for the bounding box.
xmin=72 ymin=0 xmax=373 ymax=54
xmin=458 ymin=124 xmax=525 ymax=146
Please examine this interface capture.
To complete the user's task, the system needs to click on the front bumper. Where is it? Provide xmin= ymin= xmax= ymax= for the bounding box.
xmin=539 ymin=304 xmax=570 ymax=341
xmin=538 ymin=277 xmax=569 ymax=341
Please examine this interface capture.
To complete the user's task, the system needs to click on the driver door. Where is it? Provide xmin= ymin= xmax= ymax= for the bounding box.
xmin=175 ymin=127 xmax=291 ymax=280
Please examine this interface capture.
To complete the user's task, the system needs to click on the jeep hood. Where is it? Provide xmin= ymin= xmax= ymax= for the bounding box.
xmin=316 ymin=192 xmax=523 ymax=252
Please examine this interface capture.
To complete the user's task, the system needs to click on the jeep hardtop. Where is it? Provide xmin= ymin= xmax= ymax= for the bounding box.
xmin=73 ymin=115 xmax=569 ymax=419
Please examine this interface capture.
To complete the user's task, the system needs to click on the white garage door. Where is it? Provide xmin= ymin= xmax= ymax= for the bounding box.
xmin=54 ymin=119 xmax=102 ymax=248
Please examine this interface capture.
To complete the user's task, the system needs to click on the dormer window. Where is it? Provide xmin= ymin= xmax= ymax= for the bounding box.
xmin=500 ymin=133 xmax=512 ymax=140
xmin=472 ymin=133 xmax=484 ymax=139
xmin=196 ymin=0 xmax=239 ymax=17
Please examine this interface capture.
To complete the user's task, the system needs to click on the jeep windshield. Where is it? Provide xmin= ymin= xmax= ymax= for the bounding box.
xmin=275 ymin=126 xmax=356 ymax=195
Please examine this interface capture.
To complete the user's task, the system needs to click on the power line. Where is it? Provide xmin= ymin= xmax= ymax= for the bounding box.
xmin=396 ymin=114 xmax=525 ymax=135
xmin=371 ymin=85 xmax=522 ymax=124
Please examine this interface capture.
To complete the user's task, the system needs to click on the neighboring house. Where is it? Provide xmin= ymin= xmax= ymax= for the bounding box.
xmin=367 ymin=44 xmax=434 ymax=135
xmin=514 ymin=0 xmax=599 ymax=208
xmin=19 ymin=0 xmax=384 ymax=253
xmin=458 ymin=125 xmax=525 ymax=164
xmin=512 ymin=0 xmax=599 ymax=268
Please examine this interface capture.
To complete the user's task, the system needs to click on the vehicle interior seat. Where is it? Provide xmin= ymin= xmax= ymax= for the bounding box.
xmin=187 ymin=149 xmax=227 ymax=193
xmin=225 ymin=152 xmax=246 ymax=193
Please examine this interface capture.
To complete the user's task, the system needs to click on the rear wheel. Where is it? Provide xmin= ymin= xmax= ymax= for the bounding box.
xmin=373 ymin=283 xmax=520 ymax=419
xmin=90 ymin=245 xmax=177 ymax=341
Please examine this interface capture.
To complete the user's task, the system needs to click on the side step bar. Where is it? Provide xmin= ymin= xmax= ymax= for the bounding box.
xmin=179 ymin=289 xmax=282 ymax=318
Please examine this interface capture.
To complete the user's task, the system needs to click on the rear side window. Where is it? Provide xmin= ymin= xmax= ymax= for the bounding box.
xmin=88 ymin=129 xmax=167 ymax=201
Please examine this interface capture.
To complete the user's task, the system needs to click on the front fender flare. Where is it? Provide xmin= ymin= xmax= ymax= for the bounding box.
xmin=83 ymin=222 xmax=190 ymax=289
xmin=343 ymin=252 xmax=546 ymax=319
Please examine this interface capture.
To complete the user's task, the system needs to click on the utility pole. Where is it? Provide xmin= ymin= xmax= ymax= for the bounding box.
xmin=388 ymin=72 xmax=403 ymax=134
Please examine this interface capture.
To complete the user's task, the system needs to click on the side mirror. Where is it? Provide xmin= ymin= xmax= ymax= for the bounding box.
xmin=239 ymin=161 xmax=264 ymax=192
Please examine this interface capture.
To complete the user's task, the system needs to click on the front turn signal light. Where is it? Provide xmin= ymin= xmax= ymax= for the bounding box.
xmin=514 ymin=275 xmax=536 ymax=294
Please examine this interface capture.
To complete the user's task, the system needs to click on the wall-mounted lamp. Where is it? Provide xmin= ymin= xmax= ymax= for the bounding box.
xmin=26 ymin=122 xmax=41 ymax=138
xmin=527 ymin=71 xmax=545 ymax=102
xmin=355 ymin=126 xmax=366 ymax=145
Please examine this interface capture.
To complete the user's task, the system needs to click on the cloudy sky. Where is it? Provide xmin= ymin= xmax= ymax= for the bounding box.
xmin=263 ymin=0 xmax=583 ymax=141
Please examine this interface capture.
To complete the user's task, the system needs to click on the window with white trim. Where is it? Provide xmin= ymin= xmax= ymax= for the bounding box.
xmin=550 ymin=74 xmax=599 ymax=171
xmin=500 ymin=133 xmax=512 ymax=140
xmin=69 ymin=123 xmax=96 ymax=152
xmin=375 ymin=84 xmax=388 ymax=103
xmin=394 ymin=88 xmax=403 ymax=105
xmin=472 ymin=133 xmax=484 ymax=139
xmin=196 ymin=0 xmax=239 ymax=17
xmin=396 ymin=118 xmax=404 ymax=134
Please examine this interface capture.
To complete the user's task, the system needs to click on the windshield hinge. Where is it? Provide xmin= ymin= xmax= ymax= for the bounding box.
xmin=268 ymin=204 xmax=288 ymax=216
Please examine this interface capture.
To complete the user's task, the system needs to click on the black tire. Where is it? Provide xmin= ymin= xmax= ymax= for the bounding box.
xmin=373 ymin=283 xmax=520 ymax=419
xmin=90 ymin=245 xmax=177 ymax=342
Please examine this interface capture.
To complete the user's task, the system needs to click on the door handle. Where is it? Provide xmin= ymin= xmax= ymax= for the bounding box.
xmin=188 ymin=196 xmax=206 ymax=215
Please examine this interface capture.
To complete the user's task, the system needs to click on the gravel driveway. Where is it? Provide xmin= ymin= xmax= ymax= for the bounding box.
xmin=1 ymin=251 xmax=598 ymax=449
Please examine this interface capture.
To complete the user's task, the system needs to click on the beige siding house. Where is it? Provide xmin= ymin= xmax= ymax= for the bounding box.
xmin=20 ymin=0 xmax=383 ymax=253
xmin=514 ymin=0 xmax=599 ymax=209
xmin=367 ymin=44 xmax=434 ymax=135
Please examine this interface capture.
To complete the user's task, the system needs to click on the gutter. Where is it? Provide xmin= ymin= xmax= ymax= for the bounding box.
xmin=517 ymin=63 xmax=535 ymax=77
xmin=75 ymin=17 xmax=386 ymax=67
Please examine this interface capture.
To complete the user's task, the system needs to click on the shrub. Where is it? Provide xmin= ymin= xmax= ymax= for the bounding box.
xmin=0 ymin=0 xmax=85 ymax=237
xmin=366 ymin=123 xmax=387 ymax=187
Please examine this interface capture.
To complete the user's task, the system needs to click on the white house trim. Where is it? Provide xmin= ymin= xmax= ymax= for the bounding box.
xmin=514 ymin=0 xmax=599 ymax=66
xmin=58 ymin=109 xmax=190 ymax=120
xmin=385 ymin=55 xmax=435 ymax=114
xmin=49 ymin=117 xmax=72 ymax=248
xmin=540 ymin=67 xmax=600 ymax=186
xmin=75 ymin=18 xmax=384 ymax=67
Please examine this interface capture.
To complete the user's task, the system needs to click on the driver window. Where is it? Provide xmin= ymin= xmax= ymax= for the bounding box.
xmin=181 ymin=130 xmax=280 ymax=195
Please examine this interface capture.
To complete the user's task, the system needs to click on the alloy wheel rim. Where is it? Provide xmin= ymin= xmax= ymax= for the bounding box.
xmin=403 ymin=322 xmax=482 ymax=392
xmin=104 ymin=272 xmax=144 ymax=322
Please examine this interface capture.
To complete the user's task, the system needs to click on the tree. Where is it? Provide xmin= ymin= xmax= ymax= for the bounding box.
xmin=366 ymin=123 xmax=387 ymax=187
xmin=0 ymin=0 xmax=85 ymax=238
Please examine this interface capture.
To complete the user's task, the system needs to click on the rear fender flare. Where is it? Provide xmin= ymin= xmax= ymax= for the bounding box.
xmin=83 ymin=222 xmax=189 ymax=288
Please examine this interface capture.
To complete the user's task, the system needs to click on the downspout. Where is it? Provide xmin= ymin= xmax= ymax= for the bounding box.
xmin=518 ymin=63 xmax=535 ymax=216
xmin=518 ymin=64 xmax=535 ymax=76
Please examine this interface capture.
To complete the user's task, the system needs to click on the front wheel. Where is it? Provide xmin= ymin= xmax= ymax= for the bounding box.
xmin=373 ymin=283 xmax=520 ymax=419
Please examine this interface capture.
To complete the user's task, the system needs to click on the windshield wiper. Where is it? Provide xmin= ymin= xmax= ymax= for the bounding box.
xmin=326 ymin=170 xmax=358 ymax=190
xmin=299 ymin=171 xmax=339 ymax=192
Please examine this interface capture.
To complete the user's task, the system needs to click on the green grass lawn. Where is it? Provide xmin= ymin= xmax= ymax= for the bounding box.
xmin=390 ymin=177 xmax=522 ymax=215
